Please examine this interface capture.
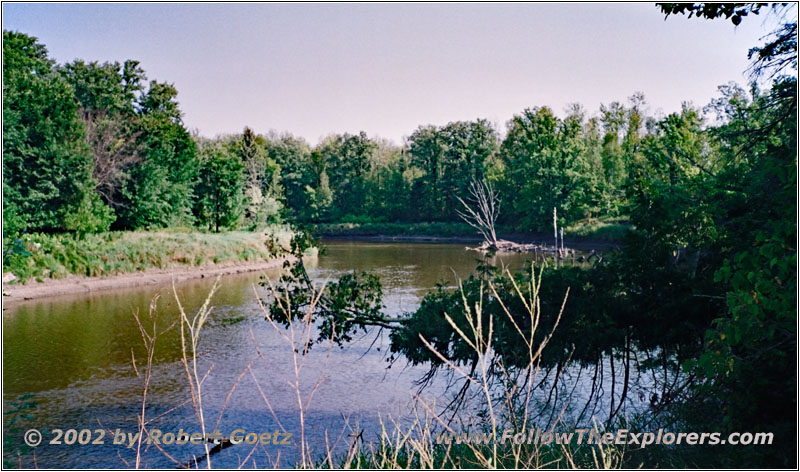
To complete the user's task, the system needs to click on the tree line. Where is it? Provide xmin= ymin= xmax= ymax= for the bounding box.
xmin=2 ymin=3 xmax=796 ymax=466
xmin=5 ymin=29 xmax=673 ymax=239
xmin=243 ymin=4 xmax=799 ymax=466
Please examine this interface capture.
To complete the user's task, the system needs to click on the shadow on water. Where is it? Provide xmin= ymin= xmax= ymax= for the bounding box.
xmin=3 ymin=241 xmax=547 ymax=468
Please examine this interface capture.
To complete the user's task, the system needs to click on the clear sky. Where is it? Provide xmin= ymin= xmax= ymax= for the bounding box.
xmin=1 ymin=3 xmax=778 ymax=145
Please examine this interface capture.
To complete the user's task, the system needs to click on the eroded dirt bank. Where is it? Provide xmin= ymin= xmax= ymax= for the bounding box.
xmin=2 ymin=257 xmax=291 ymax=306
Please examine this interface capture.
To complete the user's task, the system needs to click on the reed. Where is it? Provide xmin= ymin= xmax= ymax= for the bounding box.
xmin=126 ymin=264 xmax=625 ymax=469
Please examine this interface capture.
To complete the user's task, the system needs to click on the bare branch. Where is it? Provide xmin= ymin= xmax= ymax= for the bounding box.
xmin=456 ymin=178 xmax=500 ymax=247
xmin=82 ymin=109 xmax=143 ymax=209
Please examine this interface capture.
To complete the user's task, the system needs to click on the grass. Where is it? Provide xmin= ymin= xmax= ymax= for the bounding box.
xmin=313 ymin=218 xmax=632 ymax=242
xmin=564 ymin=217 xmax=631 ymax=241
xmin=312 ymin=221 xmax=480 ymax=238
xmin=2 ymin=226 xmax=294 ymax=284
xmin=3 ymin=218 xmax=629 ymax=284
xmin=3 ymin=251 xmax=629 ymax=468
xmin=158 ymin=265 xmax=624 ymax=468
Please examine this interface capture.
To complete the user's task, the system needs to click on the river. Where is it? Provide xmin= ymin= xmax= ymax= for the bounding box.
xmin=3 ymin=241 xmax=538 ymax=468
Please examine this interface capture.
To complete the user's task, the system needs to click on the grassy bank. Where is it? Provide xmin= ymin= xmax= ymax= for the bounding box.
xmin=313 ymin=218 xmax=631 ymax=242
xmin=564 ymin=217 xmax=630 ymax=241
xmin=3 ymin=218 xmax=630 ymax=284
xmin=3 ymin=226 xmax=293 ymax=284
xmin=312 ymin=221 xmax=480 ymax=238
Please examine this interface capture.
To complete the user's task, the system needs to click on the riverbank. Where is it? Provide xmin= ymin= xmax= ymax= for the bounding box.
xmin=313 ymin=218 xmax=628 ymax=249
xmin=2 ymin=257 xmax=293 ymax=306
xmin=2 ymin=227 xmax=297 ymax=304
xmin=2 ymin=219 xmax=625 ymax=303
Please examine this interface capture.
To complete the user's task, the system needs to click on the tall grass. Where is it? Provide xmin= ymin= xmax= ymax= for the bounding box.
xmin=3 ymin=226 xmax=293 ymax=283
xmin=127 ymin=265 xmax=626 ymax=469
xmin=314 ymin=265 xmax=625 ymax=469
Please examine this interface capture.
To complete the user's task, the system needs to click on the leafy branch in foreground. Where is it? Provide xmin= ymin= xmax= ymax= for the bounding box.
xmin=262 ymin=229 xmax=403 ymax=346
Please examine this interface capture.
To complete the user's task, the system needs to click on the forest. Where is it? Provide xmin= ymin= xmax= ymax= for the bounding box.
xmin=2 ymin=2 xmax=797 ymax=468
xmin=3 ymin=32 xmax=652 ymax=237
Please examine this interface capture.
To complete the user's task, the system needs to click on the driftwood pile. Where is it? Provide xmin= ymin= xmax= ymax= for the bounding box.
xmin=469 ymin=239 xmax=602 ymax=263
xmin=455 ymin=178 xmax=601 ymax=262
xmin=469 ymin=239 xmax=574 ymax=256
xmin=469 ymin=239 xmax=552 ymax=254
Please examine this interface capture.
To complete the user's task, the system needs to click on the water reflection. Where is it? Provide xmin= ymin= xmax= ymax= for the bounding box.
xmin=3 ymin=241 xmax=536 ymax=468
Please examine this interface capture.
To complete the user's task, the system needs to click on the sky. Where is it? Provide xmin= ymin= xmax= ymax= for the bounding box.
xmin=1 ymin=3 xmax=781 ymax=145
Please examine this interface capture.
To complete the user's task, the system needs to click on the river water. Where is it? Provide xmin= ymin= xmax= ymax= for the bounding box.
xmin=3 ymin=241 xmax=537 ymax=468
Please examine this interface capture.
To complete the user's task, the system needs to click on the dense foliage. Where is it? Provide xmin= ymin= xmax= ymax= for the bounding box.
xmin=258 ymin=6 xmax=797 ymax=467
xmin=3 ymin=31 xmax=110 ymax=236
xmin=2 ymin=4 xmax=796 ymax=466
xmin=3 ymin=30 xmax=653 ymax=245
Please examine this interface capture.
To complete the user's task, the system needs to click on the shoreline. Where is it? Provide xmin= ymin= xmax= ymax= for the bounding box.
xmin=2 ymin=256 xmax=291 ymax=306
xmin=2 ymin=234 xmax=619 ymax=305
xmin=320 ymin=233 xmax=622 ymax=250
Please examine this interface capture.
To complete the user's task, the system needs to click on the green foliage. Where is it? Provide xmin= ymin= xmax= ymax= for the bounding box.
xmin=678 ymin=75 xmax=797 ymax=465
xmin=2 ymin=198 xmax=27 ymax=241
xmin=262 ymin=11 xmax=797 ymax=467
xmin=239 ymin=127 xmax=284 ymax=228
xmin=193 ymin=143 xmax=245 ymax=232
xmin=59 ymin=59 xmax=143 ymax=115
xmin=265 ymin=133 xmax=313 ymax=219
xmin=408 ymin=120 xmax=498 ymax=221
xmin=624 ymin=9 xmax=796 ymax=464
xmin=2 ymin=229 xmax=291 ymax=282
xmin=302 ymin=170 xmax=334 ymax=222
xmin=59 ymin=59 xmax=145 ymax=213
xmin=63 ymin=190 xmax=115 ymax=236
xmin=317 ymin=132 xmax=377 ymax=219
xmin=3 ymin=6 xmax=796 ymax=469
xmin=3 ymin=31 xmax=204 ymax=236
xmin=3 ymin=31 xmax=110 ymax=233
xmin=0 ymin=29 xmax=669 ymax=239
xmin=266 ymin=230 xmax=394 ymax=346
xmin=499 ymin=106 xmax=606 ymax=230
xmin=121 ymin=84 xmax=199 ymax=228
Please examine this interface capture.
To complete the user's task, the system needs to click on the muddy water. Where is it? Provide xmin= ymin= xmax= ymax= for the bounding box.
xmin=3 ymin=241 xmax=538 ymax=468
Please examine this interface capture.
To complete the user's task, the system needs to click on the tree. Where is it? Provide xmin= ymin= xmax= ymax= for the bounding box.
xmin=193 ymin=144 xmax=245 ymax=232
xmin=238 ymin=127 xmax=282 ymax=228
xmin=363 ymin=142 xmax=416 ymax=221
xmin=301 ymin=148 xmax=334 ymax=222
xmin=59 ymin=59 xmax=143 ymax=115
xmin=634 ymin=6 xmax=798 ymax=464
xmin=81 ymin=111 xmax=143 ymax=209
xmin=265 ymin=132 xmax=312 ymax=219
xmin=408 ymin=120 xmax=498 ymax=221
xmin=407 ymin=125 xmax=445 ymax=220
xmin=59 ymin=59 xmax=145 ymax=212
xmin=680 ymin=80 xmax=796 ymax=465
xmin=117 ymin=81 xmax=199 ymax=229
xmin=319 ymin=132 xmax=377 ymax=219
xmin=499 ymin=106 xmax=604 ymax=230
xmin=456 ymin=178 xmax=500 ymax=247
xmin=2 ymin=30 xmax=112 ymax=235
